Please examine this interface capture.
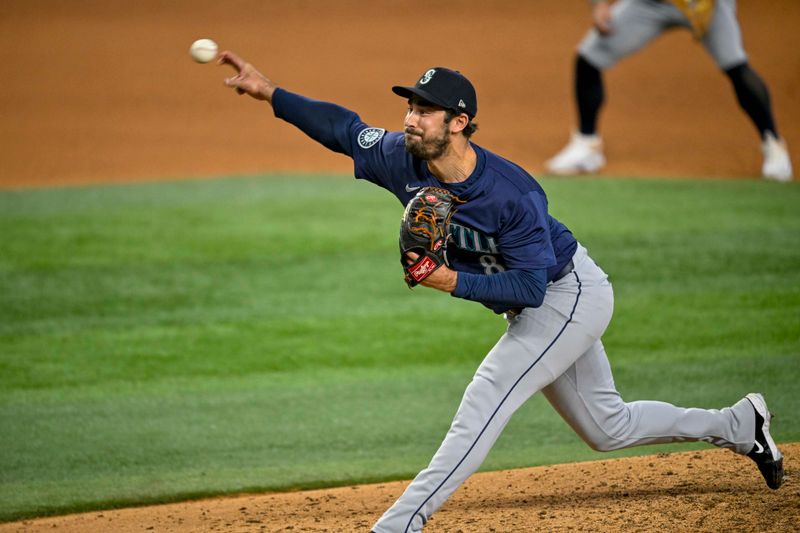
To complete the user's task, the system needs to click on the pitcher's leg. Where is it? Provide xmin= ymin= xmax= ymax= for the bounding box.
xmin=372 ymin=275 xmax=607 ymax=532
xmin=372 ymin=333 xmax=590 ymax=531
xmin=542 ymin=340 xmax=755 ymax=454
xmin=371 ymin=369 xmax=516 ymax=533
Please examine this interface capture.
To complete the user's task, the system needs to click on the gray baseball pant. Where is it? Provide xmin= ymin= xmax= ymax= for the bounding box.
xmin=579 ymin=0 xmax=747 ymax=71
xmin=372 ymin=243 xmax=756 ymax=533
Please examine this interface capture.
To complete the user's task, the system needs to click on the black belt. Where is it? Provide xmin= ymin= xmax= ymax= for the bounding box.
xmin=504 ymin=259 xmax=575 ymax=318
xmin=552 ymin=258 xmax=575 ymax=283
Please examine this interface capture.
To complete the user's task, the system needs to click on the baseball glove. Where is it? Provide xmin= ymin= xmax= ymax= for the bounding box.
xmin=399 ymin=187 xmax=462 ymax=288
xmin=668 ymin=0 xmax=715 ymax=39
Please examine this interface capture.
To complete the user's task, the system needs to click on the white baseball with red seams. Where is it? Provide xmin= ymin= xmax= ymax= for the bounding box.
xmin=189 ymin=38 xmax=218 ymax=63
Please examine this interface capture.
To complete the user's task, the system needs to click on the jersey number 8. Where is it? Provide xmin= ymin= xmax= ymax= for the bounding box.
xmin=479 ymin=255 xmax=506 ymax=275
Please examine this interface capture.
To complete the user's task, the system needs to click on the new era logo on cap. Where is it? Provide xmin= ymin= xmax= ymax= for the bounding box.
xmin=392 ymin=67 xmax=478 ymax=118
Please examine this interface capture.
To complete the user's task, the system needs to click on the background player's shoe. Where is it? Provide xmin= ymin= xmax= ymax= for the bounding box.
xmin=761 ymin=133 xmax=793 ymax=182
xmin=745 ymin=392 xmax=783 ymax=490
xmin=545 ymin=132 xmax=606 ymax=175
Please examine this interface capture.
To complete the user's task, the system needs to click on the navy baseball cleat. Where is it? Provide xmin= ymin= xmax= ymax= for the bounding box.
xmin=745 ymin=393 xmax=784 ymax=490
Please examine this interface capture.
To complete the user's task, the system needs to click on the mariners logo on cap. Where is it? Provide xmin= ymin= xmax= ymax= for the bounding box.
xmin=419 ymin=69 xmax=436 ymax=85
xmin=357 ymin=127 xmax=385 ymax=149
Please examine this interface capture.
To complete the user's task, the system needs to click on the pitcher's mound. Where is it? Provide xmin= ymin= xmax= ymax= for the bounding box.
xmin=5 ymin=443 xmax=797 ymax=532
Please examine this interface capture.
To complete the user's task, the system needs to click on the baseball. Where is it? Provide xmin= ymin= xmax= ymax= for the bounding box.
xmin=189 ymin=38 xmax=218 ymax=63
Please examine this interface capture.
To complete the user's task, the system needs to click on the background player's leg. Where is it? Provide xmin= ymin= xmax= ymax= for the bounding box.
xmin=702 ymin=0 xmax=793 ymax=180
xmin=545 ymin=55 xmax=608 ymax=175
xmin=726 ymin=63 xmax=776 ymax=138
xmin=576 ymin=55 xmax=604 ymax=136
xmin=724 ymin=63 xmax=792 ymax=180
xmin=541 ymin=339 xmax=755 ymax=454
xmin=547 ymin=0 xmax=674 ymax=175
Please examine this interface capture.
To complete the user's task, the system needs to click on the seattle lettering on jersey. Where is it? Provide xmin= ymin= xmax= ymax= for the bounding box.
xmin=449 ymin=222 xmax=499 ymax=255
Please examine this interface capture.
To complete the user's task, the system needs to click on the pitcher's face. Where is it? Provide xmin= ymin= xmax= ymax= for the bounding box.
xmin=403 ymin=102 xmax=450 ymax=161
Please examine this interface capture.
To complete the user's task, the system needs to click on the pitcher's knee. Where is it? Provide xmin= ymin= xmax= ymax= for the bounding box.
xmin=581 ymin=404 xmax=632 ymax=452
xmin=584 ymin=435 xmax=624 ymax=452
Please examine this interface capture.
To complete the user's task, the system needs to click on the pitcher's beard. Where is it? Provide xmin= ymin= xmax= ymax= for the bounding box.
xmin=404 ymin=130 xmax=450 ymax=160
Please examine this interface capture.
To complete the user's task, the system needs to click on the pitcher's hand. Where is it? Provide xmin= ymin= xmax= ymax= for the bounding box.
xmin=405 ymin=252 xmax=458 ymax=293
xmin=218 ymin=51 xmax=277 ymax=102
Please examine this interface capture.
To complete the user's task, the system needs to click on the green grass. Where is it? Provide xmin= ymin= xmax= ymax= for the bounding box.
xmin=1 ymin=174 xmax=798 ymax=521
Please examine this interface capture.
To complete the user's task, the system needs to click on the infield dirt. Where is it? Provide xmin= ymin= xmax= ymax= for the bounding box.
xmin=1 ymin=0 xmax=798 ymax=188
xmin=3 ymin=444 xmax=797 ymax=532
xmin=1 ymin=1 xmax=798 ymax=531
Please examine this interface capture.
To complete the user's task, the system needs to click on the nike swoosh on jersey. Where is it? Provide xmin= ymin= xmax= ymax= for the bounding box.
xmin=405 ymin=184 xmax=421 ymax=192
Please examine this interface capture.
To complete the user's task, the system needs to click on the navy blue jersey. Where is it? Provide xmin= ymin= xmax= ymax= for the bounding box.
xmin=272 ymin=89 xmax=577 ymax=313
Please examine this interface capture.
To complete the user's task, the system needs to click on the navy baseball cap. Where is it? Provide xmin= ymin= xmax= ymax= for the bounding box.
xmin=392 ymin=67 xmax=477 ymax=118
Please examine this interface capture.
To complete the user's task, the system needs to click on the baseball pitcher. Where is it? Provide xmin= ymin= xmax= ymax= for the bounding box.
xmin=218 ymin=52 xmax=784 ymax=532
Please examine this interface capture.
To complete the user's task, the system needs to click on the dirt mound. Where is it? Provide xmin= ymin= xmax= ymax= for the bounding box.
xmin=5 ymin=443 xmax=797 ymax=532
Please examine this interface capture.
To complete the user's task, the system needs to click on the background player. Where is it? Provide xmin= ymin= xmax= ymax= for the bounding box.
xmin=217 ymin=51 xmax=784 ymax=532
xmin=546 ymin=0 xmax=793 ymax=181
